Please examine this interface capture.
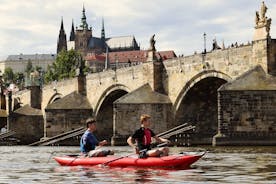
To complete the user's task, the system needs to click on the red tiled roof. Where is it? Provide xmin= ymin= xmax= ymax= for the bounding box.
xmin=85 ymin=50 xmax=176 ymax=63
xmin=85 ymin=53 xmax=106 ymax=62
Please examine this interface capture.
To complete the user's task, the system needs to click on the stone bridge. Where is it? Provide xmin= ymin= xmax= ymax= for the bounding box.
xmin=13 ymin=38 xmax=268 ymax=145
xmin=12 ymin=2 xmax=276 ymax=145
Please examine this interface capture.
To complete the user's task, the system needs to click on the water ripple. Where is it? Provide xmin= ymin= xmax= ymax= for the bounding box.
xmin=0 ymin=146 xmax=275 ymax=183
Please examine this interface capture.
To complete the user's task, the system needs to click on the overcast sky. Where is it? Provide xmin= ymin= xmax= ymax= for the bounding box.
xmin=0 ymin=0 xmax=276 ymax=60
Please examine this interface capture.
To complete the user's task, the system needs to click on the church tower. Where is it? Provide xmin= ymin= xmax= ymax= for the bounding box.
xmin=70 ymin=20 xmax=75 ymax=41
xmin=101 ymin=18 xmax=105 ymax=41
xmin=74 ymin=5 xmax=92 ymax=56
xmin=57 ymin=18 xmax=67 ymax=54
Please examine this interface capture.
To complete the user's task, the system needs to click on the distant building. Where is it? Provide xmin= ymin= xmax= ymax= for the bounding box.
xmin=0 ymin=54 xmax=56 ymax=73
xmin=57 ymin=6 xmax=176 ymax=72
xmin=85 ymin=50 xmax=177 ymax=72
xmin=57 ymin=6 xmax=140 ymax=56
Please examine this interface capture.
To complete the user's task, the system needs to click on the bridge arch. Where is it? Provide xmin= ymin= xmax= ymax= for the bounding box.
xmin=93 ymin=84 xmax=130 ymax=140
xmin=94 ymin=84 xmax=130 ymax=117
xmin=47 ymin=93 xmax=63 ymax=105
xmin=174 ymin=70 xmax=231 ymax=113
xmin=173 ymin=70 xmax=231 ymax=144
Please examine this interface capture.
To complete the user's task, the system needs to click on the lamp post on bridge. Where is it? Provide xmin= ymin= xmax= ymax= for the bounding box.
xmin=202 ymin=32 xmax=207 ymax=63
xmin=203 ymin=32 xmax=207 ymax=54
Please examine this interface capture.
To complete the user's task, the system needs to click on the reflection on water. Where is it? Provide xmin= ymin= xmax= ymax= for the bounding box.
xmin=0 ymin=146 xmax=275 ymax=183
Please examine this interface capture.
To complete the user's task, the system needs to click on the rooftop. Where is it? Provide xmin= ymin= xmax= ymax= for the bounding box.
xmin=5 ymin=54 xmax=56 ymax=61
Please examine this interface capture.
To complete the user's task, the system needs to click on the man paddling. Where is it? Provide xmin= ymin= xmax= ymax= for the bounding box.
xmin=127 ymin=114 xmax=170 ymax=158
xmin=80 ymin=118 xmax=114 ymax=157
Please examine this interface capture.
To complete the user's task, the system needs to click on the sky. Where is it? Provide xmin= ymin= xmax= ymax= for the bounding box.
xmin=0 ymin=0 xmax=276 ymax=60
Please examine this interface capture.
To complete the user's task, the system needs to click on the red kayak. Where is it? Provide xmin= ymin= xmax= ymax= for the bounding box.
xmin=54 ymin=152 xmax=205 ymax=169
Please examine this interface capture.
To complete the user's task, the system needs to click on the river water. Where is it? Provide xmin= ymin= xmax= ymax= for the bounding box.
xmin=0 ymin=146 xmax=275 ymax=183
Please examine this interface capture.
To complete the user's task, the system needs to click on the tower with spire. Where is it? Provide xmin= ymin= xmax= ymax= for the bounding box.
xmin=80 ymin=5 xmax=89 ymax=30
xmin=57 ymin=18 xmax=67 ymax=54
xmin=74 ymin=5 xmax=92 ymax=56
xmin=70 ymin=20 xmax=75 ymax=41
xmin=57 ymin=5 xmax=141 ymax=57
xmin=101 ymin=18 xmax=105 ymax=40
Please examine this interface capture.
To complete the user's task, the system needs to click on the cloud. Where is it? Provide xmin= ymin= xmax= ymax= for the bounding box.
xmin=0 ymin=0 xmax=275 ymax=59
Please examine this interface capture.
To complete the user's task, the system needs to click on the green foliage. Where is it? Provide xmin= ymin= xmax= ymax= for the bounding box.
xmin=14 ymin=72 xmax=24 ymax=90
xmin=44 ymin=65 xmax=56 ymax=84
xmin=35 ymin=66 xmax=42 ymax=72
xmin=3 ymin=67 xmax=15 ymax=85
xmin=2 ymin=68 xmax=25 ymax=89
xmin=25 ymin=60 xmax=33 ymax=74
xmin=44 ymin=49 xmax=84 ymax=84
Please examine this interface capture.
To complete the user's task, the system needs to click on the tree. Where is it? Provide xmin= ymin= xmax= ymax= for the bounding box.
xmin=44 ymin=49 xmax=85 ymax=84
xmin=3 ymin=67 xmax=15 ymax=85
xmin=14 ymin=72 xmax=25 ymax=90
xmin=25 ymin=60 xmax=33 ymax=74
xmin=44 ymin=65 xmax=56 ymax=84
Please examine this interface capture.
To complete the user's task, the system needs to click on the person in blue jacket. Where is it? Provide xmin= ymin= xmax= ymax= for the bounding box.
xmin=80 ymin=118 xmax=114 ymax=157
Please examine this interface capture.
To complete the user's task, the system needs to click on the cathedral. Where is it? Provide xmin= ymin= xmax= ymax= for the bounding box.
xmin=57 ymin=6 xmax=140 ymax=56
xmin=57 ymin=6 xmax=176 ymax=72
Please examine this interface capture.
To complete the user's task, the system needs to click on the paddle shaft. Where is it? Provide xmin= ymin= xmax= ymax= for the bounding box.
xmin=101 ymin=149 xmax=147 ymax=166
xmin=101 ymin=142 xmax=168 ymax=166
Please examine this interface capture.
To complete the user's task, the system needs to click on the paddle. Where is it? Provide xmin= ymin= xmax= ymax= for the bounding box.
xmin=64 ymin=145 xmax=104 ymax=166
xmin=100 ymin=142 xmax=168 ymax=167
xmin=47 ymin=151 xmax=57 ymax=163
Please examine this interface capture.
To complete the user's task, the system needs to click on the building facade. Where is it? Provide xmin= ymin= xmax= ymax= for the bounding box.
xmin=57 ymin=6 xmax=140 ymax=56
xmin=57 ymin=6 xmax=176 ymax=72
xmin=0 ymin=54 xmax=56 ymax=74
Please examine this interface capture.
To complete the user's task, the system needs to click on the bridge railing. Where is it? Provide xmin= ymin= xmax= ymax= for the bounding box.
xmin=157 ymin=123 xmax=196 ymax=139
xmin=0 ymin=130 xmax=16 ymax=139
xmin=29 ymin=127 xmax=85 ymax=146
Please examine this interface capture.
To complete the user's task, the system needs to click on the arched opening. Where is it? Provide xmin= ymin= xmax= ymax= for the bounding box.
xmin=95 ymin=89 xmax=128 ymax=141
xmin=175 ymin=77 xmax=227 ymax=144
xmin=47 ymin=93 xmax=62 ymax=105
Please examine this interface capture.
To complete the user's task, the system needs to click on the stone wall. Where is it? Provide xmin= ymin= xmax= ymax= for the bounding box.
xmin=112 ymin=103 xmax=172 ymax=145
xmin=164 ymin=44 xmax=254 ymax=105
xmin=253 ymin=39 xmax=268 ymax=73
xmin=9 ymin=115 xmax=44 ymax=145
xmin=214 ymin=90 xmax=276 ymax=145
xmin=45 ymin=109 xmax=92 ymax=137
xmin=268 ymin=39 xmax=276 ymax=75
xmin=29 ymin=86 xmax=42 ymax=109
xmin=0 ymin=117 xmax=7 ymax=129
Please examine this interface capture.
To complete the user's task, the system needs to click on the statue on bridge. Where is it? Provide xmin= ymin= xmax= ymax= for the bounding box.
xmin=149 ymin=34 xmax=156 ymax=51
xmin=75 ymin=55 xmax=85 ymax=76
xmin=254 ymin=1 xmax=271 ymax=40
xmin=255 ymin=1 xmax=271 ymax=29
xmin=212 ymin=39 xmax=221 ymax=50
xmin=260 ymin=1 xmax=267 ymax=21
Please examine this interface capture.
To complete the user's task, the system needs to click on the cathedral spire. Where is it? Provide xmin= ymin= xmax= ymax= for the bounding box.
xmin=101 ymin=17 xmax=105 ymax=40
xmin=80 ymin=5 xmax=88 ymax=30
xmin=70 ymin=19 xmax=75 ymax=41
xmin=60 ymin=17 xmax=64 ymax=30
xmin=57 ymin=17 xmax=67 ymax=54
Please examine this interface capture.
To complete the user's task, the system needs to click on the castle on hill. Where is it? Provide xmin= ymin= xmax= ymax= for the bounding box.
xmin=57 ymin=6 xmax=176 ymax=72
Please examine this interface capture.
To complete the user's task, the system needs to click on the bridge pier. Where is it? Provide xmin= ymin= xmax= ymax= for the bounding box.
xmin=111 ymin=134 xmax=128 ymax=146
xmin=213 ymin=132 xmax=276 ymax=146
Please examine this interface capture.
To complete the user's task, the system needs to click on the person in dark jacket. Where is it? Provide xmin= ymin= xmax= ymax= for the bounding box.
xmin=127 ymin=114 xmax=169 ymax=158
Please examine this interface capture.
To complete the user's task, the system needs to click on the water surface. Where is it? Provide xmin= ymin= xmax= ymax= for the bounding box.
xmin=0 ymin=146 xmax=275 ymax=183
